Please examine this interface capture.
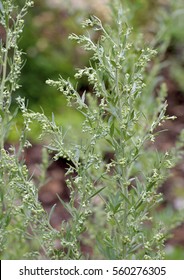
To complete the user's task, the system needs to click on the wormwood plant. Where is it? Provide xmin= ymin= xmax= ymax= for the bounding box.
xmin=22 ymin=1 xmax=181 ymax=259
xmin=0 ymin=0 xmax=59 ymax=259
xmin=0 ymin=0 xmax=183 ymax=259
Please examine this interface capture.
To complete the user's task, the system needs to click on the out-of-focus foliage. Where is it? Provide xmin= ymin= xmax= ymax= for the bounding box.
xmin=127 ymin=0 xmax=184 ymax=94
xmin=165 ymin=245 xmax=184 ymax=260
xmin=11 ymin=0 xmax=90 ymax=140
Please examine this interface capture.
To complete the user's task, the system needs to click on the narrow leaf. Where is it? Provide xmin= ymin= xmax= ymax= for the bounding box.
xmin=88 ymin=186 xmax=106 ymax=200
xmin=48 ymin=203 xmax=57 ymax=225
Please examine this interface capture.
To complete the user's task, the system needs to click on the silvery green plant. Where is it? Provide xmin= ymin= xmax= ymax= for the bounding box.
xmin=22 ymin=1 xmax=180 ymax=259
xmin=0 ymin=0 xmax=59 ymax=260
xmin=0 ymin=0 xmax=183 ymax=260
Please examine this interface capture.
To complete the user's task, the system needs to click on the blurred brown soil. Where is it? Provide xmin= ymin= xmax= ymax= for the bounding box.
xmin=154 ymin=68 xmax=184 ymax=249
